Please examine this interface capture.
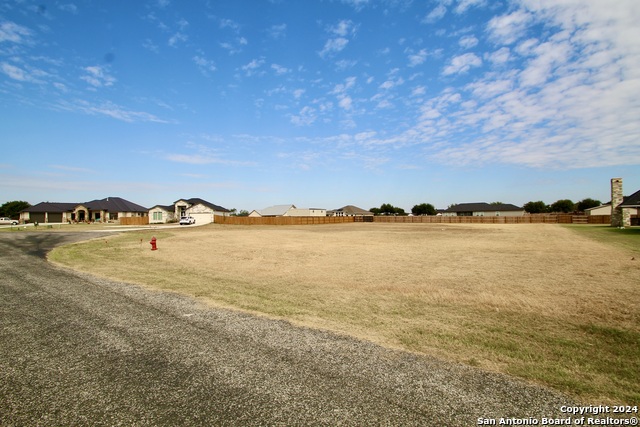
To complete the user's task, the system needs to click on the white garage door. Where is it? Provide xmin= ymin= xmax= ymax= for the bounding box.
xmin=189 ymin=212 xmax=214 ymax=225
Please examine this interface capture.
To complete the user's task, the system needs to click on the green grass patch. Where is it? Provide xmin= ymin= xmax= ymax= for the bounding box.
xmin=564 ymin=225 xmax=640 ymax=254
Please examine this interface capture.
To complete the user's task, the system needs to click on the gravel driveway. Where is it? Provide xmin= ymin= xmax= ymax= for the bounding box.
xmin=0 ymin=232 xmax=574 ymax=426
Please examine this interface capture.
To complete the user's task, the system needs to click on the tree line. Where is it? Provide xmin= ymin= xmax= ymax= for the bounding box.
xmin=0 ymin=201 xmax=30 ymax=219
xmin=522 ymin=198 xmax=601 ymax=214
xmin=369 ymin=198 xmax=602 ymax=216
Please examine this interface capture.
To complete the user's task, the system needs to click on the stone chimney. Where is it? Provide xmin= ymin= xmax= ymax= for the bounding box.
xmin=610 ymin=178 xmax=630 ymax=227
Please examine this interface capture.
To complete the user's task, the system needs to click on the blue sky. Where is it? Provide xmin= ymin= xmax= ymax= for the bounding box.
xmin=1 ymin=0 xmax=639 ymax=212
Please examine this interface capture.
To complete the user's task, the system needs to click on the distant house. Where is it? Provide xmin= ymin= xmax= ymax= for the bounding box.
xmin=618 ymin=189 xmax=640 ymax=211
xmin=20 ymin=202 xmax=78 ymax=224
xmin=20 ymin=197 xmax=148 ymax=224
xmin=585 ymin=204 xmax=613 ymax=216
xmin=149 ymin=204 xmax=176 ymax=224
xmin=442 ymin=203 xmax=525 ymax=217
xmin=617 ymin=188 xmax=640 ymax=226
xmin=327 ymin=205 xmax=374 ymax=217
xmin=249 ymin=204 xmax=326 ymax=217
xmin=150 ymin=198 xmax=230 ymax=225
xmin=249 ymin=204 xmax=296 ymax=217
xmin=586 ymin=197 xmax=640 ymax=217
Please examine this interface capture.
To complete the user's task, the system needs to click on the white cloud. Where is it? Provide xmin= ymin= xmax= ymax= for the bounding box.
xmin=0 ymin=21 xmax=33 ymax=44
xmin=271 ymin=64 xmax=290 ymax=75
xmin=168 ymin=32 xmax=188 ymax=47
xmin=411 ymin=86 xmax=427 ymax=97
xmin=331 ymin=76 xmax=357 ymax=95
xmin=193 ymin=55 xmax=216 ymax=75
xmin=241 ymin=58 xmax=265 ymax=76
xmin=338 ymin=96 xmax=353 ymax=110
xmin=58 ymin=4 xmax=78 ymax=14
xmin=408 ymin=1 xmax=640 ymax=169
xmin=442 ymin=53 xmax=482 ymax=75
xmin=459 ymin=35 xmax=479 ymax=49
xmin=341 ymin=0 xmax=370 ymax=10
xmin=408 ymin=49 xmax=428 ymax=67
xmin=379 ymin=77 xmax=404 ymax=90
xmin=290 ymin=106 xmax=317 ymax=126
xmin=268 ymin=24 xmax=287 ymax=39
xmin=330 ymin=20 xmax=357 ymax=37
xmin=219 ymin=18 xmax=240 ymax=32
xmin=80 ymin=65 xmax=116 ymax=88
xmin=454 ymin=0 xmax=486 ymax=14
xmin=423 ymin=4 xmax=446 ymax=23
xmin=319 ymin=20 xmax=357 ymax=58
xmin=486 ymin=10 xmax=531 ymax=45
xmin=485 ymin=47 xmax=512 ymax=64
xmin=142 ymin=38 xmax=160 ymax=53
xmin=56 ymin=100 xmax=169 ymax=123
xmin=319 ymin=37 xmax=349 ymax=57
xmin=165 ymin=141 xmax=256 ymax=167
xmin=518 ymin=40 xmax=572 ymax=87
xmin=1 ymin=62 xmax=30 ymax=81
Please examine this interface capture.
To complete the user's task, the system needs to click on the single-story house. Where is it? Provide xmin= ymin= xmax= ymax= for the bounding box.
xmin=618 ymin=188 xmax=640 ymax=210
xmin=248 ymin=204 xmax=326 ymax=217
xmin=585 ymin=201 xmax=638 ymax=216
xmin=150 ymin=198 xmax=230 ymax=225
xmin=327 ymin=205 xmax=374 ymax=217
xmin=20 ymin=197 xmax=148 ymax=223
xmin=19 ymin=202 xmax=78 ymax=224
xmin=249 ymin=204 xmax=297 ymax=217
xmin=148 ymin=204 xmax=176 ymax=224
xmin=442 ymin=203 xmax=525 ymax=217
xmin=617 ymin=188 xmax=640 ymax=226
xmin=288 ymin=208 xmax=327 ymax=217
xmin=585 ymin=204 xmax=613 ymax=216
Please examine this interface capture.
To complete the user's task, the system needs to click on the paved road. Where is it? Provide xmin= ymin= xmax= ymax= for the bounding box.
xmin=1 ymin=232 xmax=574 ymax=426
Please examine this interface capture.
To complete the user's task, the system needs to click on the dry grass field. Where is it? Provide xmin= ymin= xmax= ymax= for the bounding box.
xmin=49 ymin=223 xmax=640 ymax=404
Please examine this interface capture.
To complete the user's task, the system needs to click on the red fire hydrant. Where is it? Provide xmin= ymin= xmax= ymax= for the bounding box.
xmin=150 ymin=236 xmax=157 ymax=251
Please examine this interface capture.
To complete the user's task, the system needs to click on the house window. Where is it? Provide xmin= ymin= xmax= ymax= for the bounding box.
xmin=153 ymin=212 xmax=163 ymax=221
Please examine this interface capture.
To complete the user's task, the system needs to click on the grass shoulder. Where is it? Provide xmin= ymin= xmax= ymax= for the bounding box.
xmin=563 ymin=225 xmax=640 ymax=255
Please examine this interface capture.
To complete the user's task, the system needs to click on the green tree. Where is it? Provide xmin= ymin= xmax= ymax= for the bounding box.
xmin=575 ymin=198 xmax=601 ymax=212
xmin=411 ymin=203 xmax=436 ymax=216
xmin=373 ymin=203 xmax=406 ymax=216
xmin=0 ymin=201 xmax=30 ymax=219
xmin=523 ymin=201 xmax=548 ymax=214
xmin=549 ymin=199 xmax=575 ymax=213
xmin=229 ymin=208 xmax=250 ymax=217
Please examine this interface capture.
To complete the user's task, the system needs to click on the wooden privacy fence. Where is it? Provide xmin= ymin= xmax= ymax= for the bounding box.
xmin=216 ymin=216 xmax=356 ymax=225
xmin=119 ymin=216 xmax=150 ymax=226
xmin=216 ymin=215 xmax=612 ymax=225
xmin=372 ymin=215 xmax=611 ymax=224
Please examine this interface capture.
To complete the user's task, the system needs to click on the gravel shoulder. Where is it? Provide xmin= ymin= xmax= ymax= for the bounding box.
xmin=0 ymin=232 xmax=575 ymax=426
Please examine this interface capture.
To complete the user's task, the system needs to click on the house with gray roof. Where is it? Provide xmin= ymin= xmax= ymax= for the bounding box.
xmin=327 ymin=205 xmax=374 ymax=217
xmin=149 ymin=198 xmax=230 ymax=224
xmin=249 ymin=204 xmax=326 ymax=217
xmin=249 ymin=204 xmax=296 ymax=217
xmin=442 ymin=203 xmax=525 ymax=217
xmin=20 ymin=197 xmax=148 ymax=223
